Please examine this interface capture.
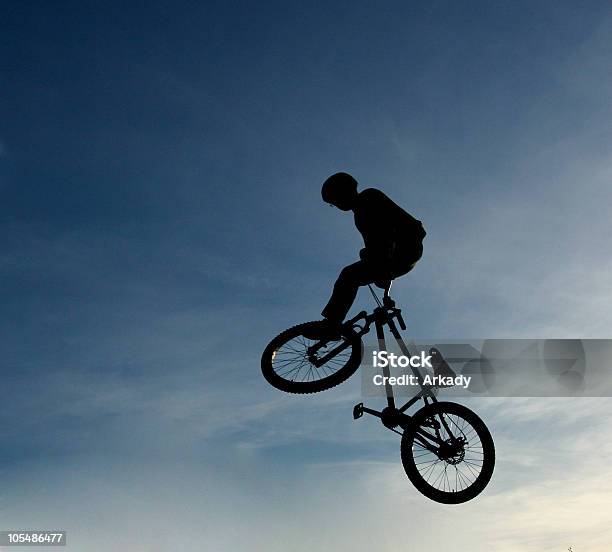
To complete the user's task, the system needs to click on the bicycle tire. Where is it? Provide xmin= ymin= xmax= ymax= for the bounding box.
xmin=261 ymin=322 xmax=363 ymax=394
xmin=401 ymin=401 xmax=495 ymax=504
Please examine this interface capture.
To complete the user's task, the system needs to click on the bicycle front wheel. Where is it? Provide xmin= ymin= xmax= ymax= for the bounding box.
xmin=261 ymin=322 xmax=362 ymax=394
xmin=401 ymin=401 xmax=495 ymax=504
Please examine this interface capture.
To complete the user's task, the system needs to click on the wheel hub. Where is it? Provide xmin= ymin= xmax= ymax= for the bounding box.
xmin=438 ymin=437 xmax=466 ymax=464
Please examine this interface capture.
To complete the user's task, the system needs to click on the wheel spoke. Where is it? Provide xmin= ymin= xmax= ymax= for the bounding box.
xmin=268 ymin=328 xmax=358 ymax=388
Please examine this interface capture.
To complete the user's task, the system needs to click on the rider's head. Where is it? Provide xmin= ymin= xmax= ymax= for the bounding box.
xmin=321 ymin=172 xmax=359 ymax=211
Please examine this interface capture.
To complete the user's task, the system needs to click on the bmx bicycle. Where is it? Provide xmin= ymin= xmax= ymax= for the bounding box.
xmin=261 ymin=283 xmax=495 ymax=504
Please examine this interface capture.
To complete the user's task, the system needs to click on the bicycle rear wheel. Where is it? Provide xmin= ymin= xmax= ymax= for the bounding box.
xmin=401 ymin=401 xmax=495 ymax=504
xmin=261 ymin=322 xmax=362 ymax=394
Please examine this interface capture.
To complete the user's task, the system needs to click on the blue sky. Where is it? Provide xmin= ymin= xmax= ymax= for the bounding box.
xmin=3 ymin=1 xmax=612 ymax=550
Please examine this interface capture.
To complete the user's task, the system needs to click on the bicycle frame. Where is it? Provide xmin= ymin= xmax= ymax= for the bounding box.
xmin=348 ymin=297 xmax=436 ymax=407
xmin=305 ymin=286 xmax=460 ymax=454
xmin=309 ymin=292 xmax=435 ymax=408
xmin=343 ymin=290 xmax=459 ymax=455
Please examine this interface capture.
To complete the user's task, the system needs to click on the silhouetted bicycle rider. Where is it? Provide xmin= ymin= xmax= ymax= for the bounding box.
xmin=307 ymin=172 xmax=426 ymax=340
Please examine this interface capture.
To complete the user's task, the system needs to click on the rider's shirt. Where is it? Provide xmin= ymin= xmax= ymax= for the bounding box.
xmin=353 ymin=188 xmax=426 ymax=264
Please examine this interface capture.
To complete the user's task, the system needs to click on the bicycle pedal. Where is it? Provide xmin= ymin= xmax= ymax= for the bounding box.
xmin=353 ymin=403 xmax=364 ymax=420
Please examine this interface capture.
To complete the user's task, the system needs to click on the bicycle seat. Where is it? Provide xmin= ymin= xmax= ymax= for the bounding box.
xmin=373 ymin=278 xmax=393 ymax=291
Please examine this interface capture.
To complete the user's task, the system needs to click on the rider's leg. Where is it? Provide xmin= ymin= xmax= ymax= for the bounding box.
xmin=303 ymin=260 xmax=379 ymax=340
xmin=388 ymin=242 xmax=423 ymax=280
xmin=373 ymin=244 xmax=423 ymax=306
xmin=321 ymin=260 xmax=378 ymax=323
xmin=305 ymin=244 xmax=423 ymax=341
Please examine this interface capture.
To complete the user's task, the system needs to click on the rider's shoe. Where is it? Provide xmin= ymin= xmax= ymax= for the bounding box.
xmin=302 ymin=319 xmax=344 ymax=341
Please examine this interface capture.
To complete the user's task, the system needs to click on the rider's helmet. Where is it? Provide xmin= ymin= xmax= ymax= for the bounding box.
xmin=321 ymin=172 xmax=358 ymax=211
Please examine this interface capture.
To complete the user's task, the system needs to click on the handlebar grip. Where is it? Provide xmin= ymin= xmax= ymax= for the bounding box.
xmin=396 ymin=311 xmax=407 ymax=331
